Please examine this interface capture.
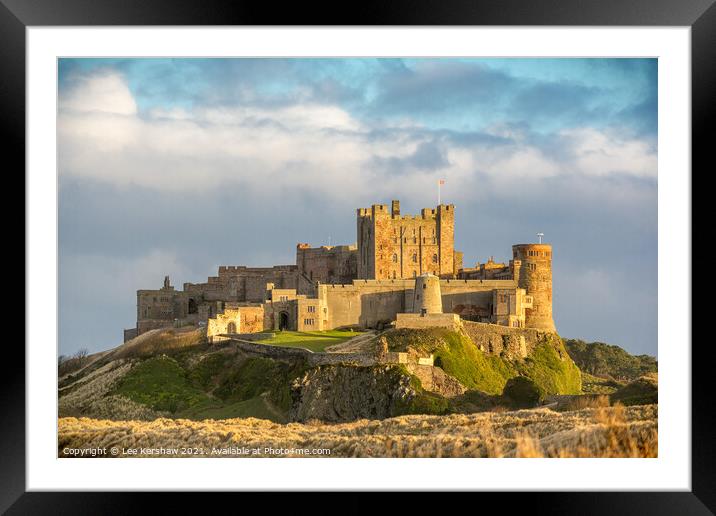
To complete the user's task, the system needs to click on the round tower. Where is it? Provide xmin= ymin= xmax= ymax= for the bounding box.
xmin=412 ymin=273 xmax=442 ymax=314
xmin=512 ymin=244 xmax=556 ymax=332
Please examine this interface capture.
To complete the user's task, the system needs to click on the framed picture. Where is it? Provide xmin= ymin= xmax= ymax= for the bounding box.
xmin=8 ymin=0 xmax=710 ymax=510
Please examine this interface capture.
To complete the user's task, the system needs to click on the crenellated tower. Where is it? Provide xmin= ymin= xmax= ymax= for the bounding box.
xmin=512 ymin=243 xmax=556 ymax=331
xmin=356 ymin=200 xmax=460 ymax=280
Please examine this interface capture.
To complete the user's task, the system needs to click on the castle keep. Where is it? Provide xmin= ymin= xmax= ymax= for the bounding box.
xmin=124 ymin=201 xmax=555 ymax=342
xmin=356 ymin=201 xmax=462 ymax=280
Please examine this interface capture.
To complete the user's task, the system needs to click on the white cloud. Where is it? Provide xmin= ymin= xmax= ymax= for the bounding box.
xmin=58 ymin=70 xmax=657 ymax=201
xmin=561 ymin=127 xmax=657 ymax=178
xmin=60 ymin=71 xmax=137 ymax=115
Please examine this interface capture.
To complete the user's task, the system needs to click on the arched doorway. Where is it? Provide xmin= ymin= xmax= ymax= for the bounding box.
xmin=278 ymin=311 xmax=289 ymax=331
xmin=188 ymin=298 xmax=197 ymax=314
xmin=227 ymin=322 xmax=237 ymax=334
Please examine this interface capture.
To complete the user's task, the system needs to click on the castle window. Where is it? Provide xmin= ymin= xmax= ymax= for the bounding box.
xmin=433 ymin=238 xmax=436 ymax=244
xmin=392 ymin=254 xmax=398 ymax=262
xmin=412 ymin=253 xmax=417 ymax=263
xmin=404 ymin=238 xmax=407 ymax=243
xmin=392 ymin=271 xmax=396 ymax=279
xmin=413 ymin=237 xmax=417 ymax=244
xmin=413 ymin=271 xmax=417 ymax=278
xmin=307 ymin=305 xmax=316 ymax=313
xmin=432 ymin=254 xmax=438 ymax=263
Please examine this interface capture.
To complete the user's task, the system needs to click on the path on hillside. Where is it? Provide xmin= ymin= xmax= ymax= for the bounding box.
xmin=325 ymin=330 xmax=380 ymax=354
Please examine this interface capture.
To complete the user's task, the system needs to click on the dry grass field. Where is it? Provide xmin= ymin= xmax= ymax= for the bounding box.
xmin=58 ymin=403 xmax=656 ymax=458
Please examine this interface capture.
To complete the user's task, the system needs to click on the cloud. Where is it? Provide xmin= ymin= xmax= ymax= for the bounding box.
xmin=59 ymin=70 xmax=137 ymax=115
xmin=371 ymin=60 xmax=513 ymax=114
xmin=58 ymin=69 xmax=657 ymax=203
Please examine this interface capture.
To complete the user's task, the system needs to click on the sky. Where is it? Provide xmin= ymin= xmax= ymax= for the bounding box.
xmin=57 ymin=58 xmax=658 ymax=358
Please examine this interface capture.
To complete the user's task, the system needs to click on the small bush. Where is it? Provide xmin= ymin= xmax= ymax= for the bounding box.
xmin=610 ymin=374 xmax=658 ymax=406
xmin=395 ymin=391 xmax=451 ymax=416
xmin=502 ymin=376 xmax=546 ymax=408
xmin=515 ymin=336 xmax=582 ymax=395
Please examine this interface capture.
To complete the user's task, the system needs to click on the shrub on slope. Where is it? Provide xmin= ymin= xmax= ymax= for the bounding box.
xmin=563 ymin=339 xmax=657 ymax=381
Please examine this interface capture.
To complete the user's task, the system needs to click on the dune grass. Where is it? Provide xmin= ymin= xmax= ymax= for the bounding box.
xmin=58 ymin=403 xmax=658 ymax=458
xmin=258 ymin=330 xmax=365 ymax=352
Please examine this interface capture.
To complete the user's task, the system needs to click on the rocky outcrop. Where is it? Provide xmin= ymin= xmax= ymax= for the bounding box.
xmin=289 ymin=365 xmax=416 ymax=422
xmin=406 ymin=364 xmax=466 ymax=398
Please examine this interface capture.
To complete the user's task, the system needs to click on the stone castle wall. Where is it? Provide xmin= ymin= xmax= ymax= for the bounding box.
xmin=296 ymin=244 xmax=357 ymax=285
xmin=461 ymin=320 xmax=554 ymax=359
xmin=318 ymin=278 xmax=519 ymax=330
xmin=230 ymin=339 xmax=377 ymax=367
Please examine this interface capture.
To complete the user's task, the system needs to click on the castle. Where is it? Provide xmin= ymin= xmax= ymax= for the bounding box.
xmin=124 ymin=200 xmax=555 ymax=342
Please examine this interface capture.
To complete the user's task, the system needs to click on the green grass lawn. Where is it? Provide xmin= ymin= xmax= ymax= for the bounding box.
xmin=258 ymin=330 xmax=365 ymax=352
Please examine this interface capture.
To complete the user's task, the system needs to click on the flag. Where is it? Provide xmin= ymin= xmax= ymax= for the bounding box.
xmin=438 ymin=179 xmax=445 ymax=185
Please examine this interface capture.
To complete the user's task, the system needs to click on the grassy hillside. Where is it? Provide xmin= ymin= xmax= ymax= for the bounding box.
xmin=563 ymin=339 xmax=657 ymax=381
xmin=112 ymin=351 xmax=308 ymax=422
xmin=60 ymin=327 xmax=662 ymax=425
xmin=384 ymin=328 xmax=581 ymax=396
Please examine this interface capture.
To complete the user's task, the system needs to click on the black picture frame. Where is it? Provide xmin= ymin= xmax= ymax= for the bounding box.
xmin=5 ymin=0 xmax=711 ymax=512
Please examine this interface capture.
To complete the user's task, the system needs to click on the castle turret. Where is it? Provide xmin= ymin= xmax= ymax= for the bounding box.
xmin=437 ymin=204 xmax=455 ymax=278
xmin=161 ymin=275 xmax=174 ymax=290
xmin=512 ymin=244 xmax=555 ymax=331
xmin=412 ymin=273 xmax=442 ymax=315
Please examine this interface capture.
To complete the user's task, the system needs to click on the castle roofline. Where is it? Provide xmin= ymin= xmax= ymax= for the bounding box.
xmin=512 ymin=243 xmax=552 ymax=248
